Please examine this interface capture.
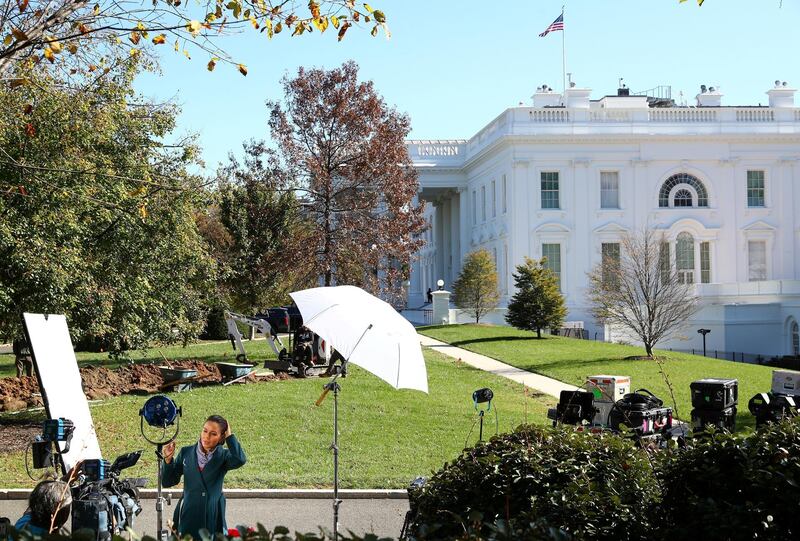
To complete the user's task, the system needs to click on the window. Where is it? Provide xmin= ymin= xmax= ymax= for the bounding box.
xmin=659 ymin=173 xmax=708 ymax=207
xmin=491 ymin=180 xmax=496 ymax=218
xmin=793 ymin=321 xmax=799 ymax=356
xmin=471 ymin=190 xmax=476 ymax=225
xmin=600 ymin=172 xmax=620 ymax=209
xmin=502 ymin=175 xmax=507 ymax=214
xmin=700 ymin=242 xmax=711 ymax=284
xmin=601 ymin=242 xmax=620 ymax=285
xmin=541 ymin=172 xmax=560 ymax=209
xmin=659 ymin=242 xmax=671 ymax=284
xmin=481 ymin=186 xmax=486 ymax=222
xmin=673 ymin=189 xmax=693 ymax=207
xmin=542 ymin=243 xmax=561 ymax=287
xmin=748 ymin=240 xmax=767 ymax=281
xmin=676 ymin=233 xmax=695 ymax=283
xmin=747 ymin=170 xmax=765 ymax=207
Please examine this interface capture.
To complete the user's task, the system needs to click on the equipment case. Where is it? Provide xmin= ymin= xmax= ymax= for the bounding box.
xmin=690 ymin=378 xmax=738 ymax=410
xmin=691 ymin=406 xmax=737 ymax=432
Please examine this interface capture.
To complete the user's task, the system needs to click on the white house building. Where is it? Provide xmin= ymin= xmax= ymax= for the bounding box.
xmin=407 ymin=82 xmax=800 ymax=358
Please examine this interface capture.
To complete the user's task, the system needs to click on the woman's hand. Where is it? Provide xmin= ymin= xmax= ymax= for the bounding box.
xmin=163 ymin=440 xmax=176 ymax=463
xmin=224 ymin=423 xmax=232 ymax=443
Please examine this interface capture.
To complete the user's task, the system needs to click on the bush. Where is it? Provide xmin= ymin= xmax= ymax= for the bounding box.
xmin=202 ymin=307 xmax=230 ymax=340
xmin=657 ymin=419 xmax=800 ymax=540
xmin=408 ymin=424 xmax=659 ymax=541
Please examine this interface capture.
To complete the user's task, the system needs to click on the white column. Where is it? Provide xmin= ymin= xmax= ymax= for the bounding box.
xmin=779 ymin=158 xmax=797 ymax=278
xmin=512 ymin=160 xmax=530 ymax=268
xmin=458 ymin=186 xmax=469 ymax=265
xmin=434 ymin=201 xmax=445 ymax=287
xmin=450 ymin=191 xmax=461 ymax=284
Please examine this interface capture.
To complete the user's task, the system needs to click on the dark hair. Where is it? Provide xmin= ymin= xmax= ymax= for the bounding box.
xmin=205 ymin=415 xmax=228 ymax=437
xmin=29 ymin=479 xmax=71 ymax=530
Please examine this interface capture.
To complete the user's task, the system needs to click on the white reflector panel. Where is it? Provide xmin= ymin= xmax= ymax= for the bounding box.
xmin=23 ymin=313 xmax=102 ymax=473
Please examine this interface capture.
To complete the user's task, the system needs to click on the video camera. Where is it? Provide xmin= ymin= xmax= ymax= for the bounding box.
xmin=28 ymin=419 xmax=145 ymax=541
xmin=71 ymin=451 xmax=146 ymax=541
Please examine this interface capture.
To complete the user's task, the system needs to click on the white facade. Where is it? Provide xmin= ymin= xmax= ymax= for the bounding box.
xmin=407 ymin=83 xmax=800 ymax=358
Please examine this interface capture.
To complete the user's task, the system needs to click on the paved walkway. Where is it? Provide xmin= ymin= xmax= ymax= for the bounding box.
xmin=418 ymin=334 xmax=579 ymax=398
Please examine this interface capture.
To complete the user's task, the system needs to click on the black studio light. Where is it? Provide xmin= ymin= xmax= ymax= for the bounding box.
xmin=140 ymin=395 xmax=180 ymax=428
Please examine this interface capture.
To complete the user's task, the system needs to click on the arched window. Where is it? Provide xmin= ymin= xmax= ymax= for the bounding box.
xmin=793 ymin=321 xmax=799 ymax=356
xmin=674 ymin=189 xmax=693 ymax=207
xmin=659 ymin=173 xmax=709 ymax=207
xmin=676 ymin=232 xmax=695 ymax=283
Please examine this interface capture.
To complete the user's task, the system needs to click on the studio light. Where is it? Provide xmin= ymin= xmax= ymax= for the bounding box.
xmin=140 ymin=395 xmax=180 ymax=428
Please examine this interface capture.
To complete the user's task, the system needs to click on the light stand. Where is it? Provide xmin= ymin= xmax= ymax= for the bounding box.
xmin=315 ymin=324 xmax=372 ymax=540
xmin=140 ymin=395 xmax=181 ymax=541
xmin=472 ymin=388 xmax=494 ymax=442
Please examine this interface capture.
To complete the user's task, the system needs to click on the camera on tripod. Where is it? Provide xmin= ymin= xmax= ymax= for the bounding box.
xmin=28 ymin=419 xmax=146 ymax=541
xmin=71 ymin=452 xmax=146 ymax=541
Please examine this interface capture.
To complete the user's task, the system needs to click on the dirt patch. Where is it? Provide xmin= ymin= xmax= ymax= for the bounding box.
xmin=0 ymin=361 xmax=287 ymax=412
xmin=0 ymin=421 xmax=40 ymax=453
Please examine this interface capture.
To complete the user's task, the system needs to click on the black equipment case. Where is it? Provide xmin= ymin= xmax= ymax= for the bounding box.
xmin=691 ymin=378 xmax=738 ymax=410
xmin=691 ymin=406 xmax=736 ymax=431
xmin=608 ymin=389 xmax=673 ymax=436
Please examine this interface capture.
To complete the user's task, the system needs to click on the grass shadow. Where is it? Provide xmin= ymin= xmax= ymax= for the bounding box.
xmin=450 ymin=336 xmax=543 ymax=347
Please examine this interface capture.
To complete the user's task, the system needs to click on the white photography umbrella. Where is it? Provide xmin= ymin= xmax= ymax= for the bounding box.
xmin=289 ymin=285 xmax=428 ymax=538
xmin=290 ymin=285 xmax=428 ymax=392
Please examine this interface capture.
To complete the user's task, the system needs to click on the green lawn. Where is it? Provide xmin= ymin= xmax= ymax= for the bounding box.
xmin=0 ymin=346 xmax=551 ymax=488
xmin=419 ymin=324 xmax=776 ymax=432
xmin=0 ymin=339 xmax=281 ymax=378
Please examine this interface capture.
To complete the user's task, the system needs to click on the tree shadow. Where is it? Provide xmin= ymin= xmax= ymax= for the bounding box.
xmin=449 ymin=336 xmax=543 ymax=347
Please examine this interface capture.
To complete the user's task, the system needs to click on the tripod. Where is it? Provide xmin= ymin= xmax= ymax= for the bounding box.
xmin=315 ymin=324 xmax=372 ymax=540
xmin=141 ymin=415 xmax=180 ymax=541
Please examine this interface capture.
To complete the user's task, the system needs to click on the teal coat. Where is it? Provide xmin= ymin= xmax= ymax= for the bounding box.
xmin=161 ymin=434 xmax=247 ymax=539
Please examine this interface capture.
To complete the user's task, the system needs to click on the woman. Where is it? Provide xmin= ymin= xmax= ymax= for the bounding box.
xmin=161 ymin=415 xmax=246 ymax=539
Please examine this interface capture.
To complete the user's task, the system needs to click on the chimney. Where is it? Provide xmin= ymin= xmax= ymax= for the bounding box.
xmin=532 ymin=84 xmax=563 ymax=107
xmin=565 ymin=86 xmax=592 ymax=109
xmin=696 ymin=85 xmax=723 ymax=107
xmin=767 ymin=81 xmax=796 ymax=108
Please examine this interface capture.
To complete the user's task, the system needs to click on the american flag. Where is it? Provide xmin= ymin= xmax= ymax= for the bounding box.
xmin=538 ymin=13 xmax=564 ymax=37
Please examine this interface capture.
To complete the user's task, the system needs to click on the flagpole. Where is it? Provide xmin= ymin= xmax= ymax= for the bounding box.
xmin=561 ymin=4 xmax=566 ymax=104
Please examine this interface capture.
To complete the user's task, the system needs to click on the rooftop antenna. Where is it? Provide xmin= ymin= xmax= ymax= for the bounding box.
xmin=618 ymin=77 xmax=624 ymax=88
xmin=567 ymin=72 xmax=573 ymax=87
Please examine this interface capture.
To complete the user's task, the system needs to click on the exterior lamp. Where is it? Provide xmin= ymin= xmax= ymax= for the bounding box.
xmin=437 ymin=279 xmax=444 ymax=290
xmin=697 ymin=328 xmax=711 ymax=357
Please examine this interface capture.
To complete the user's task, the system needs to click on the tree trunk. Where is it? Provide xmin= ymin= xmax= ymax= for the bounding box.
xmin=537 ymin=328 xmax=542 ymax=339
xmin=645 ymin=343 xmax=654 ymax=358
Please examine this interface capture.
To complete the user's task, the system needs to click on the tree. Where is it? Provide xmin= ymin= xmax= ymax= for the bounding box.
xmin=267 ymin=60 xmax=425 ymax=301
xmin=212 ymin=140 xmax=315 ymax=313
xmin=0 ymin=0 xmax=390 ymax=81
xmin=452 ymin=249 xmax=500 ymax=324
xmin=505 ymin=257 xmax=566 ymax=338
xmin=586 ymin=228 xmax=700 ymax=358
xmin=0 ymin=60 xmax=215 ymax=353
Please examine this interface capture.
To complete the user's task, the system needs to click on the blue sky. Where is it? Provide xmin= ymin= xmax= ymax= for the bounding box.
xmin=134 ymin=0 xmax=800 ymax=172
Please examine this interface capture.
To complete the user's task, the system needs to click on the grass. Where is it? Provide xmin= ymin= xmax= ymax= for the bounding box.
xmin=0 ymin=339 xmax=282 ymax=378
xmin=419 ymin=324 xmax=777 ymax=432
xmin=0 ymin=345 xmax=551 ymax=488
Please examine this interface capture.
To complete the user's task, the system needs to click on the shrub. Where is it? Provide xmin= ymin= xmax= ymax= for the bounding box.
xmin=408 ymin=424 xmax=659 ymax=541
xmin=202 ymin=307 xmax=230 ymax=340
xmin=657 ymin=419 xmax=800 ymax=540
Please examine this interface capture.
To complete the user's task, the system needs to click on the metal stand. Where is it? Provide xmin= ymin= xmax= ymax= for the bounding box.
xmin=314 ymin=324 xmax=373 ymax=540
xmin=155 ymin=444 xmax=170 ymax=541
xmin=478 ymin=410 xmax=485 ymax=442
xmin=328 ymin=380 xmax=342 ymax=539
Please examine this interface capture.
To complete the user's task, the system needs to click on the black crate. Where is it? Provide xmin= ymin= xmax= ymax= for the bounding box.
xmin=552 ymin=390 xmax=596 ymax=425
xmin=609 ymin=406 xmax=673 ymax=436
xmin=691 ymin=406 xmax=736 ymax=432
xmin=691 ymin=378 xmax=738 ymax=410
